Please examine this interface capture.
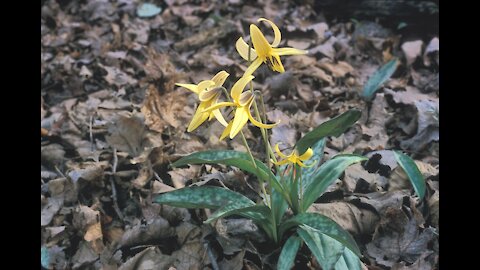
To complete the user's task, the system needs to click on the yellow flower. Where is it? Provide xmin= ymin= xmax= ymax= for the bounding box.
xmin=236 ymin=18 xmax=307 ymax=77
xmin=176 ymin=71 xmax=230 ymax=132
xmin=272 ymin=143 xmax=314 ymax=168
xmin=203 ymin=75 xmax=278 ymax=139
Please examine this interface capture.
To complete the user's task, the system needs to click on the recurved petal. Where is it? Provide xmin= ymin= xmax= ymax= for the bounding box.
xmin=236 ymin=37 xmax=258 ymax=61
xmin=274 ymin=47 xmax=308 ymax=56
xmin=230 ymin=107 xmax=249 ymax=139
xmin=187 ymin=102 xmax=210 ymax=132
xmin=298 ymin=148 xmax=313 ymax=160
xmin=297 ymin=160 xmax=315 ymax=168
xmin=246 ymin=105 xmax=278 ymax=129
xmin=199 ymin=87 xmax=221 ymax=101
xmin=231 ymin=75 xmax=254 ymax=102
xmin=267 ymin=54 xmax=285 ymax=73
xmin=272 ymin=159 xmax=290 ymax=166
xmin=250 ymin=24 xmax=271 ymax=57
xmin=176 ymin=83 xmax=199 ymax=93
xmin=197 ymin=80 xmax=216 ymax=92
xmin=212 ymin=109 xmax=228 ymax=127
xmin=220 ymin=121 xmax=233 ymax=140
xmin=275 ymin=143 xmax=289 ymax=159
xmin=211 ymin=71 xmax=230 ymax=87
xmin=242 ymin=58 xmax=263 ymax=78
xmin=258 ymin=18 xmax=281 ymax=47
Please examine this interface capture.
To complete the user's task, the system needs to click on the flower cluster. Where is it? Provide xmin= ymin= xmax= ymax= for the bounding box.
xmin=176 ymin=18 xmax=311 ymax=165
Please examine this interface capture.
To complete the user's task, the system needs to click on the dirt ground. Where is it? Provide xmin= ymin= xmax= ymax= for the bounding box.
xmin=41 ymin=0 xmax=439 ymax=269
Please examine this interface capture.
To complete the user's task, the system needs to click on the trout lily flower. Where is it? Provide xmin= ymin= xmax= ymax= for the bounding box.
xmin=176 ymin=71 xmax=230 ymax=132
xmin=236 ymin=18 xmax=308 ymax=77
xmin=203 ymin=75 xmax=278 ymax=139
xmin=272 ymin=143 xmax=314 ymax=168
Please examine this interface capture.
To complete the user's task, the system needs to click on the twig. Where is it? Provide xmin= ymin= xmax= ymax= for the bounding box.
xmin=89 ymin=114 xmax=95 ymax=152
xmin=110 ymin=148 xmax=124 ymax=220
xmin=204 ymin=241 xmax=220 ymax=270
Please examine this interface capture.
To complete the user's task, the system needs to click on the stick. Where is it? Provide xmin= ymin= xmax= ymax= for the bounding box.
xmin=110 ymin=148 xmax=124 ymax=220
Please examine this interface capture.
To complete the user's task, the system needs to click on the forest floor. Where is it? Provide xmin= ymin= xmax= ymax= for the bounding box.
xmin=41 ymin=0 xmax=439 ymax=269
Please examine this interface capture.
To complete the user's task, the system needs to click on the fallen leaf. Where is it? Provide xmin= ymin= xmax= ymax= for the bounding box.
xmin=391 ymin=251 xmax=437 ymax=270
xmin=354 ymin=190 xmax=411 ymax=214
xmin=152 ymin=180 xmax=175 ymax=193
xmin=309 ymin=36 xmax=337 ymax=59
xmin=307 ymin=22 xmax=329 ymax=41
xmin=98 ymin=63 xmax=137 ymax=87
xmin=366 ymin=208 xmax=436 ymax=267
xmin=41 ymin=196 xmax=63 ymax=226
xmin=401 ymin=40 xmax=423 ymax=66
xmin=218 ymin=249 xmax=245 ymax=270
xmin=71 ymin=241 xmax=99 ymax=269
xmin=168 ymin=165 xmax=200 ymax=189
xmin=118 ymin=246 xmax=175 ymax=270
xmin=384 ymin=87 xmax=435 ymax=105
xmin=137 ymin=3 xmax=162 ymax=18
xmin=41 ymin=245 xmax=67 ymax=270
xmin=141 ymin=84 xmax=190 ymax=134
xmin=318 ymin=59 xmax=354 ymax=78
xmin=106 ymin=113 xmax=146 ymax=157
xmin=423 ymin=37 xmax=439 ymax=67
xmin=120 ymin=217 xmax=175 ymax=248
xmin=401 ymin=99 xmax=439 ymax=150
xmin=308 ymin=202 xmax=379 ymax=235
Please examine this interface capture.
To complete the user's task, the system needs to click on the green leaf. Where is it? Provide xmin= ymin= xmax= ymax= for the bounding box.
xmin=154 ymin=186 xmax=254 ymax=209
xmin=298 ymin=225 xmax=344 ymax=270
xmin=206 ymin=204 xmax=271 ymax=224
xmin=296 ymin=110 xmax=362 ymax=154
xmin=362 ymin=58 xmax=398 ymax=100
xmin=277 ymin=235 xmax=302 ymax=270
xmin=335 ymin=247 xmax=363 ymax=270
xmin=393 ymin=151 xmax=426 ymax=200
xmin=301 ymin=138 xmax=326 ymax=181
xmin=171 ymin=150 xmax=285 ymax=196
xmin=271 ymin=183 xmax=289 ymax=225
xmin=302 ymin=155 xmax=367 ymax=210
xmin=279 ymin=213 xmax=361 ymax=257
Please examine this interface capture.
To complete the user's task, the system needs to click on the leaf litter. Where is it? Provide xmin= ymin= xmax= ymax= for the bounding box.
xmin=41 ymin=0 xmax=439 ymax=268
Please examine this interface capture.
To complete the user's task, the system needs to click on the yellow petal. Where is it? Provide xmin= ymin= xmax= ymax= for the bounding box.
xmin=274 ymin=47 xmax=308 ymax=56
xmin=272 ymin=159 xmax=289 ymax=166
xmin=242 ymin=58 xmax=263 ymax=78
xmin=250 ymin=24 xmax=271 ymax=57
xmin=258 ymin=18 xmax=281 ymax=47
xmin=176 ymin=83 xmax=199 ymax=94
xmin=199 ymin=87 xmax=221 ymax=102
xmin=202 ymin=101 xmax=236 ymax=113
xmin=246 ymin=102 xmax=278 ymax=129
xmin=296 ymin=160 xmax=309 ymax=168
xmin=230 ymin=107 xmax=249 ymax=139
xmin=275 ymin=143 xmax=289 ymax=159
xmin=231 ymin=75 xmax=254 ymax=102
xmin=187 ymin=102 xmax=210 ymax=132
xmin=211 ymin=71 xmax=230 ymax=87
xmin=212 ymin=109 xmax=228 ymax=127
xmin=266 ymin=54 xmax=285 ymax=73
xmin=298 ymin=148 xmax=313 ymax=160
xmin=197 ymin=80 xmax=215 ymax=93
xmin=236 ymin=37 xmax=258 ymax=61
xmin=220 ymin=121 xmax=233 ymax=140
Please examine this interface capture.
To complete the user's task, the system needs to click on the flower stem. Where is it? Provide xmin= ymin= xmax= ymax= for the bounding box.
xmin=221 ymin=87 xmax=270 ymax=206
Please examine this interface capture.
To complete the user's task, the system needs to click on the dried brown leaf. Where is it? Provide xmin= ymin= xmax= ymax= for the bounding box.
xmin=141 ymin=84 xmax=190 ymax=134
xmin=308 ymin=202 xmax=379 ymax=235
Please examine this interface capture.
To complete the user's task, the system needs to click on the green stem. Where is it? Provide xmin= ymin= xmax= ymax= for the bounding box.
xmin=221 ymin=87 xmax=270 ymax=207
